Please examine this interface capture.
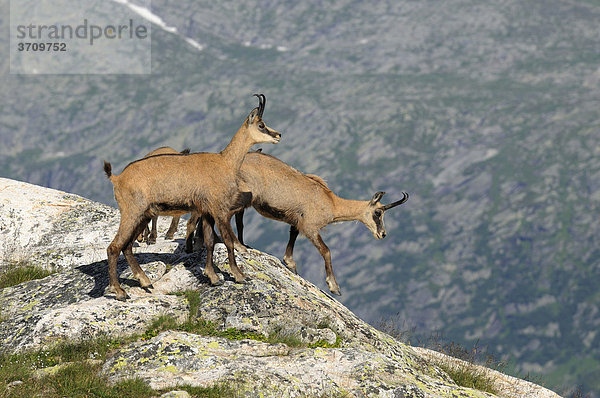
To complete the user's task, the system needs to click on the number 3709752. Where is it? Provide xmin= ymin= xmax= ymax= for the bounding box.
xmin=17 ymin=42 xmax=67 ymax=51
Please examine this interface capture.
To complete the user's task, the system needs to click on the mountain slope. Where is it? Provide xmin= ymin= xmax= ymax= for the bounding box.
xmin=1 ymin=0 xmax=599 ymax=395
xmin=0 ymin=178 xmax=561 ymax=397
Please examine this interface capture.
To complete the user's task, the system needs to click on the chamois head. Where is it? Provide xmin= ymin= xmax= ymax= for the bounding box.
xmin=245 ymin=94 xmax=281 ymax=144
xmin=363 ymin=191 xmax=409 ymax=239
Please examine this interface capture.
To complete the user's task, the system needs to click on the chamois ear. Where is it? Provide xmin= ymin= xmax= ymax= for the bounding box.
xmin=246 ymin=108 xmax=260 ymax=125
xmin=370 ymin=191 xmax=386 ymax=205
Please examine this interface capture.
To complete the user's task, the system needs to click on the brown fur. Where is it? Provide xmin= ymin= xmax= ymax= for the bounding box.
xmin=192 ymin=152 xmax=408 ymax=296
xmin=136 ymin=147 xmax=190 ymax=244
xmin=103 ymin=96 xmax=280 ymax=301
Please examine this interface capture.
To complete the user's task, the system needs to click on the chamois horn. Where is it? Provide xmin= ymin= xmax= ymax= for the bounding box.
xmin=253 ymin=93 xmax=266 ymax=118
xmin=383 ymin=192 xmax=409 ymax=211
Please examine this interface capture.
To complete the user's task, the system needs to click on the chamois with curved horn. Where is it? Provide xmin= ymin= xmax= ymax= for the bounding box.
xmin=103 ymin=94 xmax=280 ymax=301
xmin=190 ymin=151 xmax=408 ymax=296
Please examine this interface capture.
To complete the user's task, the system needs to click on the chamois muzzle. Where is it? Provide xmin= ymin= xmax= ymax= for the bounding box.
xmin=382 ymin=192 xmax=409 ymax=211
xmin=268 ymin=128 xmax=281 ymax=142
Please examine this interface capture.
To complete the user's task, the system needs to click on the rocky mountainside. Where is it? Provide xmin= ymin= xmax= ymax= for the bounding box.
xmin=0 ymin=178 xmax=562 ymax=397
xmin=1 ymin=0 xmax=600 ymax=395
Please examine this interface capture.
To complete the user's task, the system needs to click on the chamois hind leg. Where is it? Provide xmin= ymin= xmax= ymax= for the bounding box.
xmin=215 ymin=217 xmax=246 ymax=284
xmin=107 ymin=213 xmax=146 ymax=301
xmin=235 ymin=210 xmax=245 ymax=246
xmin=148 ymin=216 xmax=158 ymax=244
xmin=283 ymin=225 xmax=300 ymax=274
xmin=225 ymin=209 xmax=246 ymax=253
xmin=165 ymin=216 xmax=180 ymax=240
xmin=201 ymin=215 xmax=222 ymax=286
xmin=232 ymin=210 xmax=249 ymax=252
xmin=186 ymin=213 xmax=200 ymax=253
xmin=123 ymin=220 xmax=153 ymax=289
xmin=137 ymin=224 xmax=147 ymax=242
xmin=306 ymin=232 xmax=340 ymax=296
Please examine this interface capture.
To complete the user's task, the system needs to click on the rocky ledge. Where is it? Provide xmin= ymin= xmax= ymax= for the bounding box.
xmin=0 ymin=178 xmax=560 ymax=397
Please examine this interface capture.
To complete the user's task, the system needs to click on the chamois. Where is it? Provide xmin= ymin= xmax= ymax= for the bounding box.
xmin=103 ymin=94 xmax=280 ymax=301
xmin=191 ymin=151 xmax=408 ymax=296
xmin=137 ymin=147 xmax=191 ymax=244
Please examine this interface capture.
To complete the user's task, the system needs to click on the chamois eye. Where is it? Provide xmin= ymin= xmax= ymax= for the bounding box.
xmin=374 ymin=210 xmax=382 ymax=217
xmin=258 ymin=122 xmax=265 ymax=129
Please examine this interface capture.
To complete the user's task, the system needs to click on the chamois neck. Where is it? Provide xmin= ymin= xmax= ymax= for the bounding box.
xmin=332 ymin=196 xmax=368 ymax=222
xmin=220 ymin=124 xmax=254 ymax=170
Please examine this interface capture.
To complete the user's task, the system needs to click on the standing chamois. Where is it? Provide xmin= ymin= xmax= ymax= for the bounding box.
xmin=136 ymin=146 xmax=191 ymax=244
xmin=103 ymin=94 xmax=280 ymax=301
xmin=190 ymin=151 xmax=408 ymax=296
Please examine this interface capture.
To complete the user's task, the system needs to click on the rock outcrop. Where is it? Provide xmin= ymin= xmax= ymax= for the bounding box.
xmin=0 ymin=178 xmax=561 ymax=397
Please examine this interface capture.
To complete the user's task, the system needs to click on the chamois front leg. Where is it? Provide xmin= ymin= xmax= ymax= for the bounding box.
xmin=306 ymin=232 xmax=341 ymax=296
xmin=215 ymin=217 xmax=247 ymax=284
xmin=165 ymin=216 xmax=180 ymax=240
xmin=282 ymin=225 xmax=300 ymax=274
xmin=201 ymin=215 xmax=222 ymax=286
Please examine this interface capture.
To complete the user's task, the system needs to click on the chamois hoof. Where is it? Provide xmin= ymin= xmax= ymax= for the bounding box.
xmin=211 ymin=279 xmax=224 ymax=287
xmin=137 ymin=276 xmax=153 ymax=289
xmin=139 ymin=279 xmax=153 ymax=288
xmin=234 ymin=243 xmax=248 ymax=253
xmin=115 ymin=292 xmax=130 ymax=302
xmin=282 ymin=258 xmax=297 ymax=274
xmin=286 ymin=266 xmax=298 ymax=275
xmin=329 ymin=286 xmax=342 ymax=296
xmin=205 ymin=273 xmax=223 ymax=286
xmin=141 ymin=284 xmax=154 ymax=293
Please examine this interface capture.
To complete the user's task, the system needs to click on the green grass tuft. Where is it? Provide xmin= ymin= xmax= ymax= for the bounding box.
xmin=437 ymin=360 xmax=498 ymax=394
xmin=0 ymin=264 xmax=55 ymax=289
xmin=429 ymin=340 xmax=501 ymax=394
xmin=308 ymin=335 xmax=343 ymax=349
xmin=0 ymin=351 xmax=153 ymax=398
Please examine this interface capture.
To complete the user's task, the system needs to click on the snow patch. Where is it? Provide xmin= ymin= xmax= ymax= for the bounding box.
xmin=110 ymin=0 xmax=204 ymax=51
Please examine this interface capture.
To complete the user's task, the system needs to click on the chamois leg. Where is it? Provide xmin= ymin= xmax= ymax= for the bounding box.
xmin=165 ymin=216 xmax=180 ymax=240
xmin=235 ymin=210 xmax=245 ymax=246
xmin=232 ymin=210 xmax=249 ymax=253
xmin=215 ymin=217 xmax=246 ymax=283
xmin=107 ymin=214 xmax=145 ymax=301
xmin=307 ymin=232 xmax=340 ymax=296
xmin=148 ymin=216 xmax=158 ymax=244
xmin=137 ymin=225 xmax=147 ymax=242
xmin=201 ymin=215 xmax=222 ymax=286
xmin=123 ymin=220 xmax=153 ymax=289
xmin=186 ymin=213 xmax=200 ymax=253
xmin=282 ymin=226 xmax=300 ymax=274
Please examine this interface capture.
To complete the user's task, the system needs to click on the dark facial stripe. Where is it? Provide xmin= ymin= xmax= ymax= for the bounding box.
xmin=373 ymin=214 xmax=384 ymax=233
